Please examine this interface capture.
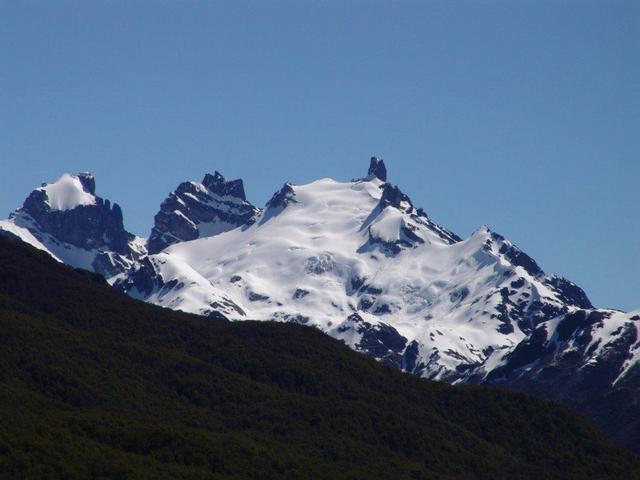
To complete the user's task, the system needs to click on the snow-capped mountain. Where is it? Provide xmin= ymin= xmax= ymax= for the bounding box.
xmin=2 ymin=158 xmax=638 ymax=447
xmin=115 ymin=159 xmax=639 ymax=387
xmin=0 ymin=172 xmax=145 ymax=278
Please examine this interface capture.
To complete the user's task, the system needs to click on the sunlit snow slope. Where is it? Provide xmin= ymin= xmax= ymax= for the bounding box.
xmin=118 ymin=158 xmax=640 ymax=385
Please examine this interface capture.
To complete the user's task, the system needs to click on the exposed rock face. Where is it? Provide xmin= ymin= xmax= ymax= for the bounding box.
xmin=202 ymin=172 xmax=247 ymax=199
xmin=147 ymin=171 xmax=259 ymax=254
xmin=116 ymin=253 xmax=246 ymax=320
xmin=379 ymin=183 xmax=412 ymax=211
xmin=22 ymin=187 xmax=131 ymax=255
xmin=359 ymin=179 xmax=460 ymax=256
xmin=368 ymin=156 xmax=387 ymax=181
xmin=265 ymin=183 xmax=297 ymax=210
xmin=477 ymin=309 xmax=640 ymax=449
xmin=332 ymin=313 xmax=408 ymax=368
xmin=0 ymin=173 xmax=142 ymax=278
xmin=76 ymin=171 xmax=96 ymax=195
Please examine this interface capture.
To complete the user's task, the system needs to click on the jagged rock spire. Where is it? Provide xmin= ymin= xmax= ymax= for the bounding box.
xmin=147 ymin=171 xmax=259 ymax=254
xmin=202 ymin=171 xmax=247 ymax=201
xmin=379 ymin=184 xmax=412 ymax=212
xmin=368 ymin=157 xmax=387 ymax=182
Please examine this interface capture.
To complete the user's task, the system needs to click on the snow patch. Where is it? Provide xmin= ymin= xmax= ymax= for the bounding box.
xmin=39 ymin=174 xmax=96 ymax=211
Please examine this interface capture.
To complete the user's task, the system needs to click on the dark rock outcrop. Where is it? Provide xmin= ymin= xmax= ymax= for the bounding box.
xmin=20 ymin=179 xmax=132 ymax=255
xmin=336 ymin=313 xmax=408 ymax=368
xmin=147 ymin=172 xmax=259 ymax=254
xmin=5 ymin=173 xmax=142 ymax=277
xmin=367 ymin=156 xmax=387 ymax=181
xmin=379 ymin=184 xmax=413 ymax=212
xmin=265 ymin=183 xmax=297 ymax=210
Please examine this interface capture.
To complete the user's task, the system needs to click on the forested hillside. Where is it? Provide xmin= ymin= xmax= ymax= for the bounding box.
xmin=0 ymin=236 xmax=637 ymax=479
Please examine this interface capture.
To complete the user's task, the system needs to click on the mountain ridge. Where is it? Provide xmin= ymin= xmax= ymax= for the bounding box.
xmin=1 ymin=156 xmax=638 ymax=449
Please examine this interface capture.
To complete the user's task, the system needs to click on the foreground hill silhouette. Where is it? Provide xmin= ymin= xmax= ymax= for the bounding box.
xmin=0 ymin=236 xmax=637 ymax=479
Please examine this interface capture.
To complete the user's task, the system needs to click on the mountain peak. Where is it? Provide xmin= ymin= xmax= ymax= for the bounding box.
xmin=0 ymin=172 xmax=140 ymax=277
xmin=368 ymin=156 xmax=387 ymax=182
xmin=37 ymin=173 xmax=97 ymax=211
xmin=147 ymin=172 xmax=259 ymax=254
xmin=379 ymin=183 xmax=412 ymax=212
xmin=472 ymin=225 xmax=493 ymax=237
xmin=265 ymin=183 xmax=297 ymax=211
xmin=201 ymin=171 xmax=247 ymax=201
xmin=76 ymin=171 xmax=96 ymax=195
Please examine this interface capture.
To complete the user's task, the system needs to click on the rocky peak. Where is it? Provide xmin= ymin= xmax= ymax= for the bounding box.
xmin=378 ymin=183 xmax=413 ymax=213
xmin=367 ymin=156 xmax=387 ymax=182
xmin=474 ymin=226 xmax=592 ymax=310
xmin=265 ymin=183 xmax=296 ymax=210
xmin=17 ymin=173 xmax=131 ymax=253
xmin=482 ymin=228 xmax=545 ymax=278
xmin=77 ymin=172 xmax=96 ymax=195
xmin=202 ymin=171 xmax=247 ymax=201
xmin=147 ymin=171 xmax=259 ymax=254
xmin=2 ymin=173 xmax=141 ymax=278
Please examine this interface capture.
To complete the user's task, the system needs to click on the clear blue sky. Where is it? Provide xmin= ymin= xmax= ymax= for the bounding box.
xmin=1 ymin=1 xmax=638 ymax=311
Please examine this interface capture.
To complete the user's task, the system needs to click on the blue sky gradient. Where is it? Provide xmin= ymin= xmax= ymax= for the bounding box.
xmin=1 ymin=0 xmax=638 ymax=310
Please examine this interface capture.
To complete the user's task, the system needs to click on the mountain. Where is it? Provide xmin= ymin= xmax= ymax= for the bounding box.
xmin=0 ymin=234 xmax=638 ymax=479
xmin=147 ymin=171 xmax=259 ymax=254
xmin=0 ymin=172 xmax=145 ymax=278
xmin=2 ymin=157 xmax=638 ymax=449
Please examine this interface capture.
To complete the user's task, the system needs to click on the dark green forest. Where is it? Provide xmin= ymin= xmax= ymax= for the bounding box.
xmin=0 ymin=235 xmax=637 ymax=479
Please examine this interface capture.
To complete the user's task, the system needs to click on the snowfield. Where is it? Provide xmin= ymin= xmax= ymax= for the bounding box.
xmin=39 ymin=173 xmax=97 ymax=211
xmin=116 ymin=162 xmax=640 ymax=384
